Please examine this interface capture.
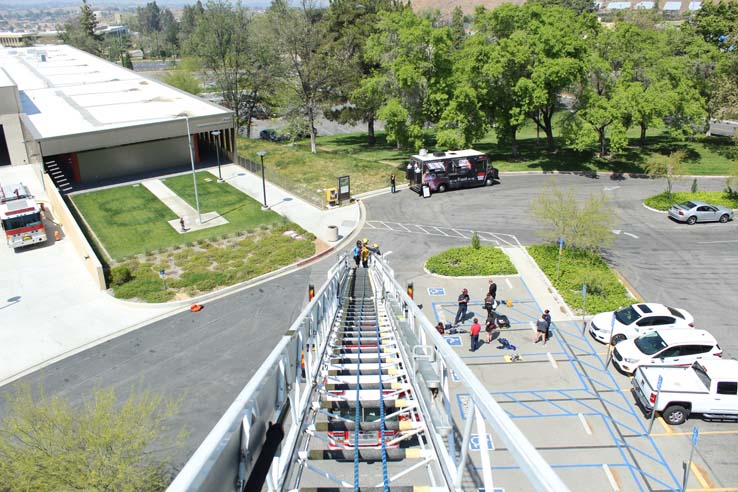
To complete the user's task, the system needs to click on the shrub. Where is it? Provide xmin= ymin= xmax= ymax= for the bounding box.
xmin=527 ymin=245 xmax=631 ymax=313
xmin=426 ymin=246 xmax=517 ymax=276
xmin=471 ymin=232 xmax=480 ymax=250
xmin=109 ymin=265 xmax=132 ymax=286
xmin=691 ymin=178 xmax=698 ymax=193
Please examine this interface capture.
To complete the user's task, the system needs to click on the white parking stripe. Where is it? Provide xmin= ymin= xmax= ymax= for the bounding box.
xmin=698 ymin=239 xmax=738 ymax=244
xmin=602 ymin=464 xmax=620 ymax=491
xmin=432 ymin=226 xmax=450 ymax=236
xmin=416 ymin=225 xmax=429 ymax=234
xmin=452 ymin=228 xmax=468 ymax=238
xmin=505 ymin=279 xmax=513 ymax=289
xmin=578 ymin=413 xmax=593 ymax=435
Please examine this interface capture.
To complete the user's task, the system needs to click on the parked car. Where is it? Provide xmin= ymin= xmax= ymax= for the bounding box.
xmin=668 ymin=200 xmax=734 ymax=225
xmin=632 ymin=359 xmax=738 ymax=425
xmin=259 ymin=129 xmax=288 ymax=142
xmin=612 ymin=329 xmax=721 ymax=374
xmin=588 ymin=303 xmax=694 ymax=345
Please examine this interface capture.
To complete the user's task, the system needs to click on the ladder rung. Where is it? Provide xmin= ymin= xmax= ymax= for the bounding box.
xmin=300 ymin=448 xmax=431 ymax=461
xmin=313 ymin=420 xmax=418 ymax=431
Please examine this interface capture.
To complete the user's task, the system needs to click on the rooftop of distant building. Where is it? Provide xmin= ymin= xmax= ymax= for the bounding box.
xmin=0 ymin=44 xmax=231 ymax=140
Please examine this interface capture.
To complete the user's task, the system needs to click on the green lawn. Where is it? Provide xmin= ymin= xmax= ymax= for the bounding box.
xmin=72 ymin=173 xmax=283 ymax=260
xmin=238 ymin=138 xmax=400 ymax=201
xmin=314 ymin=117 xmax=737 ymax=175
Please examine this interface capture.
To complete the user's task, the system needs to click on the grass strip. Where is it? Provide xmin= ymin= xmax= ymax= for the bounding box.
xmin=643 ymin=191 xmax=738 ymax=211
xmin=527 ymin=245 xmax=632 ymax=314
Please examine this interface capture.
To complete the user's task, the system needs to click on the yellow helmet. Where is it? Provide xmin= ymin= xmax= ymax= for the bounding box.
xmin=373 ymin=243 xmax=379 ymax=249
xmin=362 ymin=238 xmax=368 ymax=245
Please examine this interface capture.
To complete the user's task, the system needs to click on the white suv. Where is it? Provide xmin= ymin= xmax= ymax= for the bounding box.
xmin=589 ymin=303 xmax=694 ymax=345
xmin=613 ymin=329 xmax=721 ymax=374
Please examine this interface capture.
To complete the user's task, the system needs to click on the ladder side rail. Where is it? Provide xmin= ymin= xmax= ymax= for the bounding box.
xmin=167 ymin=257 xmax=350 ymax=492
xmin=371 ymin=255 xmax=572 ymax=492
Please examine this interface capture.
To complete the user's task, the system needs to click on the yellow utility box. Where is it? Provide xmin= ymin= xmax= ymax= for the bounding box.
xmin=325 ymin=188 xmax=339 ymax=206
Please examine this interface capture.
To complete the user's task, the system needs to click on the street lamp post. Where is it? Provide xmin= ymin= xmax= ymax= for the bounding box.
xmin=184 ymin=115 xmax=202 ymax=224
xmin=256 ymin=151 xmax=268 ymax=209
xmin=211 ymin=130 xmax=222 ymax=182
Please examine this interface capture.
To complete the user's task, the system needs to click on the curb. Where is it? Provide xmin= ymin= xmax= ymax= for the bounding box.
xmin=611 ymin=268 xmax=645 ymax=302
xmin=514 ymin=246 xmax=578 ymax=320
xmin=642 ymin=202 xmax=668 ymax=214
xmin=498 ymin=170 xmax=732 ymax=179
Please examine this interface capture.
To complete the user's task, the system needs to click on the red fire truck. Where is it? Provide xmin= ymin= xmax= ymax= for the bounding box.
xmin=0 ymin=182 xmax=47 ymax=249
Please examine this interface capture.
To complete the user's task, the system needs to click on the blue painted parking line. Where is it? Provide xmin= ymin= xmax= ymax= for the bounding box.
xmin=514 ymin=277 xmax=680 ymax=490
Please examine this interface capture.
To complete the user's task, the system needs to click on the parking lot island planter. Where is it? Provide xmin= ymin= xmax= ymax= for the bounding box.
xmin=425 ymin=246 xmax=517 ymax=277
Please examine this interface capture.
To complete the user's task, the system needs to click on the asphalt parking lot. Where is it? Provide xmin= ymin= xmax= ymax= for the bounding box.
xmin=411 ymin=271 xmax=738 ymax=491
xmin=363 ymin=174 xmax=738 ymax=490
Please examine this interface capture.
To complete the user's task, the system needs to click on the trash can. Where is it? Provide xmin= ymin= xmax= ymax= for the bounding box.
xmin=326 ymin=225 xmax=339 ymax=242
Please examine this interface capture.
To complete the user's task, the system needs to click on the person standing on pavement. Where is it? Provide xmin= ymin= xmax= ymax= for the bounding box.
xmin=469 ymin=318 xmax=481 ymax=352
xmin=484 ymin=293 xmax=496 ymax=317
xmin=352 ymin=240 xmax=362 ymax=268
xmin=488 ymin=279 xmax=497 ymax=299
xmin=390 ymin=173 xmax=396 ymax=193
xmin=454 ymin=288 xmax=470 ymax=325
xmin=543 ymin=309 xmax=551 ymax=345
xmin=485 ymin=314 xmax=497 ymax=344
xmin=179 ymin=217 xmax=185 ymax=232
xmin=534 ymin=313 xmax=548 ymax=345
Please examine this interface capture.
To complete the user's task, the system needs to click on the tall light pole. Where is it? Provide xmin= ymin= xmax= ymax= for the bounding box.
xmin=256 ymin=151 xmax=268 ymax=209
xmin=183 ymin=115 xmax=202 ymax=224
xmin=211 ymin=130 xmax=222 ymax=182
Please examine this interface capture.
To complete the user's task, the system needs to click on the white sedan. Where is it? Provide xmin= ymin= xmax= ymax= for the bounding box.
xmin=588 ymin=303 xmax=694 ymax=345
xmin=612 ymin=329 xmax=721 ymax=374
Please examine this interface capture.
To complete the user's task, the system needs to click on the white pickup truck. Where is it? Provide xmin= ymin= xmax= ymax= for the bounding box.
xmin=631 ymin=359 xmax=738 ymax=425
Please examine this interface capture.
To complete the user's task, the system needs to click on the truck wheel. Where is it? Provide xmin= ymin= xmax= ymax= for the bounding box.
xmin=438 ymin=184 xmax=447 ymax=193
xmin=662 ymin=405 xmax=689 ymax=425
xmin=611 ymin=334 xmax=626 ymax=345
xmin=485 ymin=177 xmax=494 ymax=186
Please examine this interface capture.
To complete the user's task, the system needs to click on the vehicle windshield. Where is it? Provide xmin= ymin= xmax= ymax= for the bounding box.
xmin=680 ymin=201 xmax=697 ymax=209
xmin=2 ymin=212 xmax=41 ymax=231
xmin=634 ymin=332 xmax=667 ymax=355
xmin=693 ymin=363 xmax=711 ymax=390
xmin=614 ymin=305 xmax=641 ymax=325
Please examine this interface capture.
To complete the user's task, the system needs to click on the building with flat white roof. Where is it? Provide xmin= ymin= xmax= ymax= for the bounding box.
xmin=0 ymin=44 xmax=234 ymax=187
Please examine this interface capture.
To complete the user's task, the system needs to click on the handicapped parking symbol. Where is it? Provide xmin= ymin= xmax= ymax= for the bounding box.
xmin=445 ymin=336 xmax=462 ymax=346
xmin=469 ymin=433 xmax=494 ymax=451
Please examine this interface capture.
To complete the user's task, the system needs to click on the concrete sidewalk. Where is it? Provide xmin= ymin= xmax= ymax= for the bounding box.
xmin=142 ymin=179 xmax=228 ymax=232
xmin=210 ymin=164 xmax=360 ymax=244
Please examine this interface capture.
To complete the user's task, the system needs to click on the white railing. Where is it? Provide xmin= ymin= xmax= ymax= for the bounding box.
xmin=168 ymin=254 xmax=570 ymax=491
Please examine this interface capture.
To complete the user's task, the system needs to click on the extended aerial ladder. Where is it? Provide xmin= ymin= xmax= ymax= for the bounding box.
xmin=168 ymin=255 xmax=570 ymax=492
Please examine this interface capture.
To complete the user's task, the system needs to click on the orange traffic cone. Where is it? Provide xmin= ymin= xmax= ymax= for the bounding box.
xmin=54 ymin=230 xmax=61 ymax=241
xmin=190 ymin=304 xmax=203 ymax=312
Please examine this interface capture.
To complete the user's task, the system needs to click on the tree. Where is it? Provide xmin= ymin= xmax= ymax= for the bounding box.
xmin=323 ymin=0 xmax=406 ymax=146
xmin=187 ymin=0 xmax=279 ymax=138
xmin=269 ymin=0 xmax=350 ymax=153
xmin=365 ymin=8 xmax=454 ymax=150
xmin=179 ymin=0 xmax=205 ymax=46
xmin=121 ymin=50 xmax=134 ymax=69
xmin=137 ymin=1 xmax=162 ymax=57
xmin=0 ymin=385 xmax=183 ymax=492
xmin=688 ymin=0 xmax=738 ymax=50
xmin=644 ymin=150 xmax=687 ymax=196
xmin=162 ymin=67 xmax=203 ymax=95
xmin=450 ymin=6 xmax=466 ymax=49
xmin=530 ymin=181 xmax=615 ymax=253
xmin=59 ymin=0 xmax=103 ymax=56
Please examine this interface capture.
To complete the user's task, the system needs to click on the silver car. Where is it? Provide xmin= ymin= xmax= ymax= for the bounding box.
xmin=668 ymin=200 xmax=734 ymax=225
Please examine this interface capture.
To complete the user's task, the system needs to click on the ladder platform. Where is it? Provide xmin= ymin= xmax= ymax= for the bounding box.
xmin=299 ymin=448 xmax=431 ymax=461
